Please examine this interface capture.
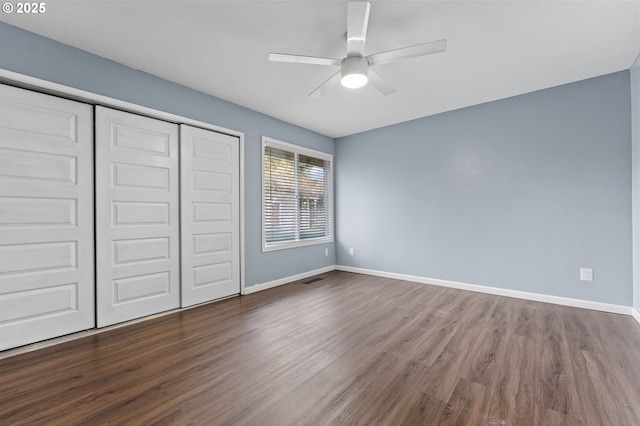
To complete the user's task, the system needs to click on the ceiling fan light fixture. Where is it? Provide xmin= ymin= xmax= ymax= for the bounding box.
xmin=341 ymin=56 xmax=368 ymax=89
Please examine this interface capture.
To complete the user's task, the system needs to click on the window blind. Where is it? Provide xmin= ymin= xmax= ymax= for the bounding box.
xmin=263 ymin=139 xmax=332 ymax=249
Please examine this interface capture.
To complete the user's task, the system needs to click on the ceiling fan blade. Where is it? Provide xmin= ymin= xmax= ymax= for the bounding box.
xmin=269 ymin=53 xmax=341 ymax=67
xmin=347 ymin=1 xmax=371 ymax=56
xmin=368 ymin=69 xmax=397 ymax=96
xmin=366 ymin=39 xmax=447 ymax=67
xmin=309 ymin=71 xmax=341 ymax=98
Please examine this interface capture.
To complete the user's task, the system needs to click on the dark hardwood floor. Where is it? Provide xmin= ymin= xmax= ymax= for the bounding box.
xmin=1 ymin=270 xmax=640 ymax=425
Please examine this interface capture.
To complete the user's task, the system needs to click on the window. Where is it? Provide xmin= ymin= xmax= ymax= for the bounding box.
xmin=262 ymin=137 xmax=333 ymax=251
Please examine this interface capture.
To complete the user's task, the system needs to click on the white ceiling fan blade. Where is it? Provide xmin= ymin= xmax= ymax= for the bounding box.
xmin=366 ymin=39 xmax=447 ymax=67
xmin=368 ymin=69 xmax=396 ymax=96
xmin=309 ymin=71 xmax=341 ymax=98
xmin=347 ymin=1 xmax=371 ymax=56
xmin=269 ymin=53 xmax=341 ymax=67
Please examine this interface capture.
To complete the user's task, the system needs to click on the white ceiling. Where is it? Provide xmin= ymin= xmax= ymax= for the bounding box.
xmin=2 ymin=1 xmax=639 ymax=138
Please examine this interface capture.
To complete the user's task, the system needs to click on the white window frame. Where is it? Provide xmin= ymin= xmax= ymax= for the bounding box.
xmin=262 ymin=136 xmax=334 ymax=252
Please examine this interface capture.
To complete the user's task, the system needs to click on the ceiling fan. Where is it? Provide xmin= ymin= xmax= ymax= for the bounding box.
xmin=269 ymin=1 xmax=447 ymax=97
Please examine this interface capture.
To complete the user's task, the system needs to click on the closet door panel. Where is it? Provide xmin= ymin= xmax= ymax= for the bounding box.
xmin=0 ymin=84 xmax=94 ymax=351
xmin=180 ymin=125 xmax=240 ymax=307
xmin=96 ymin=106 xmax=180 ymax=327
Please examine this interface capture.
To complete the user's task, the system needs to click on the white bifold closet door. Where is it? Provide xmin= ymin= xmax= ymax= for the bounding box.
xmin=0 ymin=84 xmax=94 ymax=351
xmin=96 ymin=106 xmax=180 ymax=327
xmin=180 ymin=125 xmax=240 ymax=307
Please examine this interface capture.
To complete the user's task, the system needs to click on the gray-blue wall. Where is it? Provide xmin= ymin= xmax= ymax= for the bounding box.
xmin=632 ymin=64 xmax=640 ymax=311
xmin=0 ymin=22 xmax=635 ymax=307
xmin=336 ymin=72 xmax=632 ymax=306
xmin=0 ymin=22 xmax=336 ymax=289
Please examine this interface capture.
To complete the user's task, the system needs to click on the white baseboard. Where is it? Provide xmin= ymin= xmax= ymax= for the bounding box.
xmin=243 ymin=265 xmax=336 ymax=295
xmin=336 ymin=265 xmax=632 ymax=316
xmin=632 ymin=307 xmax=640 ymax=325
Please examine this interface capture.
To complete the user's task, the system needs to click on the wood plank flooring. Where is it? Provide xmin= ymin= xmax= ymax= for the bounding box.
xmin=1 ymin=270 xmax=640 ymax=425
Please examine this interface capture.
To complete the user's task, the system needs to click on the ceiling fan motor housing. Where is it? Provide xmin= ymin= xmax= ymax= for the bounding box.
xmin=341 ymin=56 xmax=369 ymax=89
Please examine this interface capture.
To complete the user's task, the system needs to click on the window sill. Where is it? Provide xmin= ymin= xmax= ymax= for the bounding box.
xmin=262 ymin=237 xmax=333 ymax=252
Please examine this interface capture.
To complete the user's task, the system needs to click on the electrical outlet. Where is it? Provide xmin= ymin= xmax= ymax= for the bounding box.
xmin=349 ymin=248 xmax=354 ymax=256
xmin=325 ymin=248 xmax=329 ymax=256
xmin=580 ymin=268 xmax=593 ymax=281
